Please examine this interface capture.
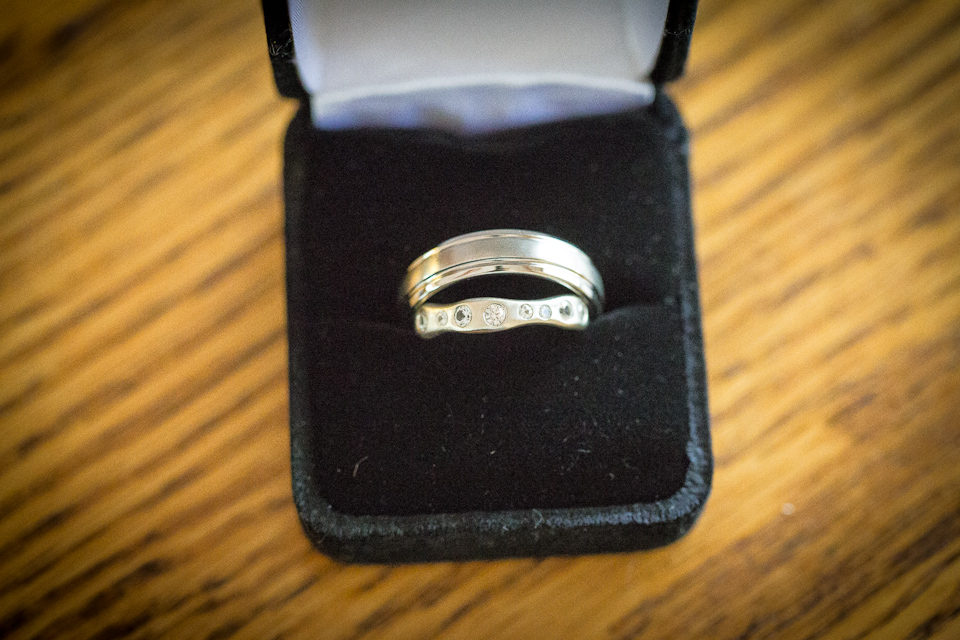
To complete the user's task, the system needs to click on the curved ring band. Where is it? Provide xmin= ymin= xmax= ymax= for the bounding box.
xmin=401 ymin=229 xmax=605 ymax=314
xmin=415 ymin=295 xmax=588 ymax=338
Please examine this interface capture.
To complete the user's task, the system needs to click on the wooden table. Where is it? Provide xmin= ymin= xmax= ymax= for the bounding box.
xmin=2 ymin=0 xmax=959 ymax=638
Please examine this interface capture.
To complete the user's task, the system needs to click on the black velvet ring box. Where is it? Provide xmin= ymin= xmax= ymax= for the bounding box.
xmin=263 ymin=0 xmax=711 ymax=563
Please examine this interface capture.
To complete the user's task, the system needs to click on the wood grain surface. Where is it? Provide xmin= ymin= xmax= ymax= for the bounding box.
xmin=2 ymin=0 xmax=960 ymax=638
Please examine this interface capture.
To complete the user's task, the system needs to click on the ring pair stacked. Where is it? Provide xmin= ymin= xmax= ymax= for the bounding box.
xmin=401 ymin=229 xmax=605 ymax=338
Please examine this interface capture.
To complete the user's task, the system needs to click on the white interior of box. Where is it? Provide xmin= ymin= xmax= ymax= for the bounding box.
xmin=288 ymin=0 xmax=671 ymax=133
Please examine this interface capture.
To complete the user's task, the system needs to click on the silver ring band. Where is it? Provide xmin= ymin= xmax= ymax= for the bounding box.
xmin=401 ymin=229 xmax=605 ymax=314
xmin=415 ymin=295 xmax=588 ymax=338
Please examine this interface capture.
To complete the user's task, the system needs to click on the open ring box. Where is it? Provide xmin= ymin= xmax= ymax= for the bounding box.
xmin=262 ymin=0 xmax=710 ymax=562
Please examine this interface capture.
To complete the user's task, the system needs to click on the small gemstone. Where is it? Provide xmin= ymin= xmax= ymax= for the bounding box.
xmin=559 ymin=301 xmax=572 ymax=318
xmin=539 ymin=304 xmax=552 ymax=319
xmin=416 ymin=311 xmax=428 ymax=332
xmin=436 ymin=310 xmax=448 ymax=326
xmin=454 ymin=305 xmax=472 ymax=327
xmin=578 ymin=302 xmax=586 ymax=319
xmin=483 ymin=303 xmax=507 ymax=327
xmin=518 ymin=303 xmax=534 ymax=320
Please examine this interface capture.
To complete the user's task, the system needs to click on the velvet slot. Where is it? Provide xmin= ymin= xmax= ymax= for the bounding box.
xmin=284 ymin=91 xmax=711 ymax=562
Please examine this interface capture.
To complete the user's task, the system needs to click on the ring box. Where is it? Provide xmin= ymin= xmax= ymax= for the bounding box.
xmin=262 ymin=0 xmax=710 ymax=562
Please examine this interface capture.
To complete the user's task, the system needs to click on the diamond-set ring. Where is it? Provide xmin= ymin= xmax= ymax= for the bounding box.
xmin=414 ymin=294 xmax=589 ymax=338
xmin=401 ymin=230 xmax=603 ymax=339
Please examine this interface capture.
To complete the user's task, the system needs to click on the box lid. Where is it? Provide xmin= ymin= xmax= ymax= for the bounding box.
xmin=262 ymin=0 xmax=698 ymax=132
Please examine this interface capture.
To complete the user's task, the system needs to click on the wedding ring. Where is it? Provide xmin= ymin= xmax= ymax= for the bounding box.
xmin=401 ymin=229 xmax=604 ymax=337
xmin=415 ymin=294 xmax=589 ymax=338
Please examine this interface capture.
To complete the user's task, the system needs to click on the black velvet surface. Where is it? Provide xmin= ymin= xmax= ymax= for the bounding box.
xmin=650 ymin=0 xmax=700 ymax=83
xmin=285 ymin=91 xmax=711 ymax=561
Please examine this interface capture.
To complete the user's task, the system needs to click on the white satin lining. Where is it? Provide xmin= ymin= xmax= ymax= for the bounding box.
xmin=288 ymin=0 xmax=670 ymax=133
xmin=310 ymin=74 xmax=655 ymax=134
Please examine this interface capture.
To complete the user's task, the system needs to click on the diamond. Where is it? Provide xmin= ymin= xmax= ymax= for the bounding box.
xmin=416 ymin=311 xmax=428 ymax=332
xmin=539 ymin=304 xmax=552 ymax=319
xmin=483 ymin=303 xmax=507 ymax=327
xmin=454 ymin=305 xmax=472 ymax=327
xmin=559 ymin=301 xmax=572 ymax=319
xmin=436 ymin=310 xmax=448 ymax=326
xmin=518 ymin=303 xmax=534 ymax=320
